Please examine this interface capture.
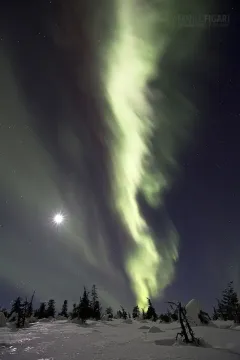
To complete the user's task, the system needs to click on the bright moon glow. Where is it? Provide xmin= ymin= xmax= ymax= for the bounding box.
xmin=53 ymin=213 xmax=64 ymax=225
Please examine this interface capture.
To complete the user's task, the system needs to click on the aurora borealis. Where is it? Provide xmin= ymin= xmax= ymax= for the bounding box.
xmin=1 ymin=0 xmax=239 ymax=310
xmin=102 ymin=0 xmax=208 ymax=309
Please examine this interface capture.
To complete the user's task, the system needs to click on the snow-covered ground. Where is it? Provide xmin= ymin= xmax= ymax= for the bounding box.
xmin=1 ymin=319 xmax=240 ymax=360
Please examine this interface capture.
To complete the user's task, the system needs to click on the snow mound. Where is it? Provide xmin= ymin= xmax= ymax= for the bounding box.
xmin=56 ymin=315 xmax=67 ymax=320
xmin=7 ymin=319 xmax=30 ymax=329
xmin=233 ymin=325 xmax=240 ymax=330
xmin=123 ymin=319 xmax=133 ymax=324
xmin=28 ymin=316 xmax=37 ymax=323
xmin=71 ymin=318 xmax=87 ymax=325
xmin=185 ymin=299 xmax=201 ymax=326
xmin=148 ymin=325 xmax=163 ymax=333
xmin=139 ymin=325 xmax=150 ymax=330
xmin=101 ymin=314 xmax=112 ymax=321
xmin=214 ymin=320 xmax=234 ymax=329
xmin=140 ymin=319 xmax=148 ymax=323
xmin=207 ymin=321 xmax=218 ymax=328
xmin=39 ymin=318 xmax=53 ymax=323
xmin=197 ymin=338 xmax=212 ymax=348
xmin=86 ymin=320 xmax=97 ymax=326
xmin=0 ymin=312 xmax=6 ymax=327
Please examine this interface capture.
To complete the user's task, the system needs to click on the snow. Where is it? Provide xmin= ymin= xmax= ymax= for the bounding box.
xmin=0 ymin=319 xmax=240 ymax=359
xmin=185 ymin=299 xmax=201 ymax=326
xmin=27 ymin=317 xmax=36 ymax=324
xmin=56 ymin=315 xmax=67 ymax=321
xmin=139 ymin=325 xmax=150 ymax=330
xmin=214 ymin=320 xmax=234 ymax=329
xmin=148 ymin=326 xmax=163 ymax=333
xmin=101 ymin=314 xmax=112 ymax=321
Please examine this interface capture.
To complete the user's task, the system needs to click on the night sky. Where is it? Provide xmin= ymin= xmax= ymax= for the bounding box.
xmin=0 ymin=0 xmax=239 ymax=313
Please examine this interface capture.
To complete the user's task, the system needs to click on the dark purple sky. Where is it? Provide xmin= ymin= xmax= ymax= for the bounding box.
xmin=164 ymin=13 xmax=240 ymax=308
xmin=0 ymin=0 xmax=239 ymax=313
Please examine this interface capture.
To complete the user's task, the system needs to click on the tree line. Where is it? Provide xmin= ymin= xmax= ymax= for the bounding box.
xmin=0 ymin=281 xmax=239 ymax=328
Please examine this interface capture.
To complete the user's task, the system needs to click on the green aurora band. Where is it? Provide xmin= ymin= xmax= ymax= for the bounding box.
xmin=102 ymin=0 xmax=209 ymax=309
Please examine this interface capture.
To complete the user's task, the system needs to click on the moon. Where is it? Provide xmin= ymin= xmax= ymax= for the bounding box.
xmin=53 ymin=213 xmax=64 ymax=225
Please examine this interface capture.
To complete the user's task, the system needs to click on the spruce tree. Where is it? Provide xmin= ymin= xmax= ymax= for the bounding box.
xmin=170 ymin=310 xmax=178 ymax=321
xmin=142 ymin=309 xmax=147 ymax=319
xmin=159 ymin=313 xmax=171 ymax=323
xmin=91 ymin=285 xmax=101 ymax=320
xmin=27 ymin=291 xmax=35 ymax=318
xmin=9 ymin=297 xmax=29 ymax=328
xmin=46 ymin=299 xmax=56 ymax=318
xmin=216 ymin=281 xmax=239 ymax=321
xmin=93 ymin=300 xmax=101 ymax=320
xmin=10 ymin=297 xmax=22 ymax=316
xmin=132 ymin=305 xmax=140 ymax=319
xmin=70 ymin=303 xmax=78 ymax=319
xmin=106 ymin=307 xmax=113 ymax=319
xmin=198 ymin=310 xmax=211 ymax=324
xmin=212 ymin=306 xmax=219 ymax=320
xmin=0 ymin=307 xmax=8 ymax=318
xmin=146 ymin=298 xmax=157 ymax=321
xmin=117 ymin=310 xmax=122 ymax=318
xmin=78 ymin=287 xmax=91 ymax=323
xmin=120 ymin=306 xmax=127 ymax=320
xmin=10 ymin=297 xmax=23 ymax=327
xmin=35 ymin=302 xmax=46 ymax=319
xmin=236 ymin=304 xmax=240 ymax=323
xmin=21 ymin=298 xmax=29 ymax=327
xmin=60 ymin=300 xmax=68 ymax=318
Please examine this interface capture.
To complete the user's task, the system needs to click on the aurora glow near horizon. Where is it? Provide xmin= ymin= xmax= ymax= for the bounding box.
xmin=0 ymin=0 xmax=211 ymax=308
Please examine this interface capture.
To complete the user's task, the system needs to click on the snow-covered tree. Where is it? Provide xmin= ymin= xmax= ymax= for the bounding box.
xmin=70 ymin=303 xmax=78 ymax=319
xmin=35 ymin=302 xmax=46 ymax=319
xmin=9 ymin=297 xmax=27 ymax=328
xmin=212 ymin=306 xmax=219 ymax=320
xmin=10 ymin=297 xmax=22 ymax=317
xmin=141 ymin=309 xmax=147 ymax=320
xmin=0 ymin=307 xmax=8 ymax=319
xmin=120 ymin=306 xmax=127 ymax=319
xmin=9 ymin=297 xmax=23 ymax=327
xmin=198 ymin=310 xmax=211 ymax=324
xmin=159 ymin=313 xmax=171 ymax=323
xmin=146 ymin=298 xmax=157 ymax=321
xmin=27 ymin=291 xmax=35 ymax=318
xmin=46 ymin=299 xmax=56 ymax=318
xmin=106 ymin=307 xmax=113 ymax=319
xmin=132 ymin=305 xmax=140 ymax=319
xmin=78 ymin=287 xmax=91 ymax=323
xmin=91 ymin=285 xmax=101 ymax=320
xmin=0 ymin=311 xmax=6 ymax=327
xmin=59 ymin=300 xmax=68 ymax=318
xmin=116 ymin=310 xmax=122 ymax=318
xmin=215 ymin=281 xmax=239 ymax=321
